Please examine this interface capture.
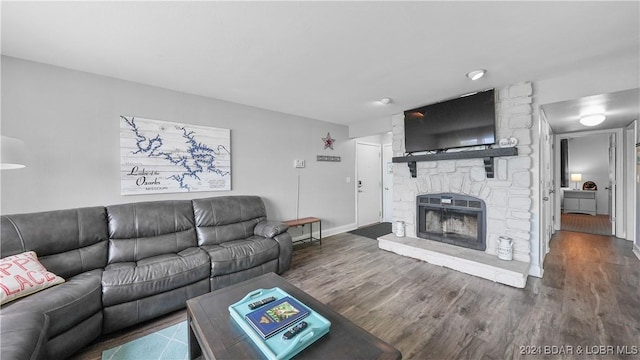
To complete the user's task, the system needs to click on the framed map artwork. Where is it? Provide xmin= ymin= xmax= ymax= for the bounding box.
xmin=120 ymin=116 xmax=231 ymax=195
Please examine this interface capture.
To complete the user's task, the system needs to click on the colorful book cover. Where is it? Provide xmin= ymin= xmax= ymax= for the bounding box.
xmin=245 ymin=296 xmax=310 ymax=339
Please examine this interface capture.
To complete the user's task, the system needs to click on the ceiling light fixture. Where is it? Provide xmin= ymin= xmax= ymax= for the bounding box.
xmin=379 ymin=97 xmax=392 ymax=105
xmin=579 ymin=114 xmax=606 ymax=127
xmin=466 ymin=69 xmax=486 ymax=81
xmin=1 ymin=135 xmax=27 ymax=170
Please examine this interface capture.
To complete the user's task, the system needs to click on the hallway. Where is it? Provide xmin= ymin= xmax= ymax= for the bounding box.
xmin=560 ymin=213 xmax=612 ymax=236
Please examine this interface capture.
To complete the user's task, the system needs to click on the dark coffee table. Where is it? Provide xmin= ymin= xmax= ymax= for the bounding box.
xmin=186 ymin=272 xmax=402 ymax=359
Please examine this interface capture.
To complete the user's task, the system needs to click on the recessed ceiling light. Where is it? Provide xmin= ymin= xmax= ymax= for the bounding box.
xmin=579 ymin=114 xmax=606 ymax=127
xmin=466 ymin=69 xmax=486 ymax=81
xmin=379 ymin=97 xmax=392 ymax=105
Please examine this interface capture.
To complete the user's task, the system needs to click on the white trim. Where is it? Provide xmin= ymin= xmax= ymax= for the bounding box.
xmin=325 ymin=222 xmax=358 ymax=237
xmin=529 ymin=264 xmax=543 ymax=278
xmin=382 ymin=143 xmax=394 ymax=223
xmin=290 ymin=222 xmax=357 ymax=242
xmin=624 ymin=122 xmax=637 ymax=242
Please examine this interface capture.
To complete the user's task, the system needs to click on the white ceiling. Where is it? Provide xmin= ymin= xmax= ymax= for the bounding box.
xmin=2 ymin=1 xmax=639 ymax=129
xmin=541 ymin=88 xmax=640 ymax=134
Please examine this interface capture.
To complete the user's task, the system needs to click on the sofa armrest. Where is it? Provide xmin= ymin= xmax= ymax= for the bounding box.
xmin=0 ymin=312 xmax=49 ymax=360
xmin=254 ymin=220 xmax=289 ymax=238
xmin=273 ymin=232 xmax=293 ymax=273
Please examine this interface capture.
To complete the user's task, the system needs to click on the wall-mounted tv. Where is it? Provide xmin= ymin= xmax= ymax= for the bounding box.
xmin=404 ymin=89 xmax=496 ymax=154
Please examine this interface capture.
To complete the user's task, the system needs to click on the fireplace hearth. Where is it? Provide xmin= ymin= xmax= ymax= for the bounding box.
xmin=417 ymin=193 xmax=486 ymax=251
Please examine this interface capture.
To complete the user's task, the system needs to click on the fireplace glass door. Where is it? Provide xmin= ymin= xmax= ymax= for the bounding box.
xmin=418 ymin=206 xmax=486 ymax=251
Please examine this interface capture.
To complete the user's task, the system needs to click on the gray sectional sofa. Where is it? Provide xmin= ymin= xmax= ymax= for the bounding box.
xmin=0 ymin=195 xmax=292 ymax=359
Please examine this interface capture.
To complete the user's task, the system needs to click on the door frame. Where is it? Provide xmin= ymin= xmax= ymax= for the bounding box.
xmin=536 ymin=109 xmax=555 ymax=278
xmin=553 ymin=128 xmax=625 ymax=237
xmin=355 ymin=141 xmax=382 ymax=227
xmin=382 ymin=143 xmax=394 ymax=222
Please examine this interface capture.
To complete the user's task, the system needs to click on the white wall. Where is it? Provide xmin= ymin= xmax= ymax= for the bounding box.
xmin=567 ymin=135 xmax=610 ymax=214
xmin=1 ymin=56 xmax=356 ymax=233
xmin=349 ymin=116 xmax=392 ymax=139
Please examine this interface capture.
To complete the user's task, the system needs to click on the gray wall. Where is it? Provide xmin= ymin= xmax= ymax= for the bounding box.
xmin=1 ymin=56 xmax=356 ymax=233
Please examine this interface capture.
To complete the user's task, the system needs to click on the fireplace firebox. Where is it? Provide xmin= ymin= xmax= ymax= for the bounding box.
xmin=416 ymin=193 xmax=486 ymax=251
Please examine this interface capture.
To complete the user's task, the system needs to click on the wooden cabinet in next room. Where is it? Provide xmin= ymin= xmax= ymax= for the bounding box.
xmin=563 ymin=190 xmax=596 ymax=216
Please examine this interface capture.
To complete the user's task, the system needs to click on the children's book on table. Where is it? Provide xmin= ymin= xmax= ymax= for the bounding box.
xmin=228 ymin=287 xmax=331 ymax=360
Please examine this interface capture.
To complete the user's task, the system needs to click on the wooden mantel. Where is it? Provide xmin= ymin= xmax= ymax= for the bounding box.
xmin=392 ymin=147 xmax=518 ymax=178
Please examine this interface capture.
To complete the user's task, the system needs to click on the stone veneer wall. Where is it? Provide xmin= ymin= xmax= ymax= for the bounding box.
xmin=392 ymin=83 xmax=534 ymax=263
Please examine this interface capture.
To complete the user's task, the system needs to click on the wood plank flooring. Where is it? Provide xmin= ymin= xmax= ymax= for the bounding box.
xmin=73 ymin=230 xmax=639 ymax=360
xmin=560 ymin=213 xmax=612 ymax=236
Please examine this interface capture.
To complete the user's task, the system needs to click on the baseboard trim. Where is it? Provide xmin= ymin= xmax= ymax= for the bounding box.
xmin=289 ymin=222 xmax=357 ymax=242
xmin=324 ymin=222 xmax=358 ymax=237
xmin=633 ymin=243 xmax=640 ymax=261
xmin=529 ymin=265 xmax=543 ymax=278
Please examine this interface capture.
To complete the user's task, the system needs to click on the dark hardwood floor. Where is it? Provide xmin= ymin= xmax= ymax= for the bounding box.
xmin=74 ymin=230 xmax=640 ymax=360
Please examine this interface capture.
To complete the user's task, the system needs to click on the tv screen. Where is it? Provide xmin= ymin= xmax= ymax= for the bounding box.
xmin=404 ymin=89 xmax=496 ymax=153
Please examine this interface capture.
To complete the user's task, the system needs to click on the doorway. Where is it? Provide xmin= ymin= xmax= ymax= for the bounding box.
xmin=555 ymin=131 xmax=622 ymax=237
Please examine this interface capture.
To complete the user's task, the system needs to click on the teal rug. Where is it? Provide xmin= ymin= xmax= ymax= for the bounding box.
xmin=102 ymin=321 xmax=188 ymax=360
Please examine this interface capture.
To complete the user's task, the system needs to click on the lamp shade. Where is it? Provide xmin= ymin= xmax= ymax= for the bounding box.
xmin=1 ymin=136 xmax=26 ymax=170
xmin=570 ymin=173 xmax=582 ymax=182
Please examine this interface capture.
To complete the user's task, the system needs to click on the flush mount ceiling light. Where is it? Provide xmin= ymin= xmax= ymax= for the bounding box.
xmin=579 ymin=114 xmax=606 ymax=127
xmin=379 ymin=97 xmax=393 ymax=105
xmin=1 ymin=135 xmax=26 ymax=170
xmin=466 ymin=69 xmax=486 ymax=81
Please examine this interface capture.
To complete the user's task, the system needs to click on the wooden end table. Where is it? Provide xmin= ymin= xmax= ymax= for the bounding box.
xmin=283 ymin=217 xmax=322 ymax=245
xmin=186 ymin=273 xmax=401 ymax=360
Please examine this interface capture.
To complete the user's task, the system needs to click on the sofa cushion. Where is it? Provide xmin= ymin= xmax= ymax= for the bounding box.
xmin=106 ymin=200 xmax=197 ymax=263
xmin=0 ymin=311 xmax=48 ymax=360
xmin=1 ymin=207 xmax=108 ymax=279
xmin=202 ymin=236 xmax=280 ymax=276
xmin=102 ymin=247 xmax=210 ymax=307
xmin=193 ymin=196 xmax=267 ymax=246
xmin=0 ymin=251 xmax=65 ymax=305
xmin=2 ymin=269 xmax=103 ymax=338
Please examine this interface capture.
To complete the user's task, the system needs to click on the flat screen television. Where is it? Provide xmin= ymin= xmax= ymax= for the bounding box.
xmin=404 ymin=89 xmax=496 ymax=153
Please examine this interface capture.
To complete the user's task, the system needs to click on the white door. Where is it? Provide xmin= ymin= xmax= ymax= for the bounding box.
xmin=608 ymin=133 xmax=617 ymax=234
xmin=356 ymin=142 xmax=382 ymax=227
xmin=540 ymin=121 xmax=554 ymax=257
xmin=382 ymin=143 xmax=394 ymax=222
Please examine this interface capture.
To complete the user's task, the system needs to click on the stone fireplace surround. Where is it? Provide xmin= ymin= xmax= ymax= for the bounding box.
xmin=379 ymin=83 xmax=534 ymax=288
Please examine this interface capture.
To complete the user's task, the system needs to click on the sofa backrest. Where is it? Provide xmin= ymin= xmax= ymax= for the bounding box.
xmin=0 ymin=207 xmax=108 ymax=279
xmin=106 ymin=200 xmax=197 ymax=264
xmin=193 ymin=196 xmax=267 ymax=246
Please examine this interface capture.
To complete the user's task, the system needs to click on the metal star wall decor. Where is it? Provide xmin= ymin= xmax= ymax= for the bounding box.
xmin=322 ymin=132 xmax=335 ymax=150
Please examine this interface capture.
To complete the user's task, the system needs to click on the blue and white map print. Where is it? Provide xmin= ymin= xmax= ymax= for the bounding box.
xmin=120 ymin=116 xmax=231 ymax=195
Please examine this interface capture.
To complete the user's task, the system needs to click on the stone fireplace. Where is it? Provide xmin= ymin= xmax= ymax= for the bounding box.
xmin=417 ymin=193 xmax=486 ymax=251
xmin=378 ymin=83 xmax=535 ymax=288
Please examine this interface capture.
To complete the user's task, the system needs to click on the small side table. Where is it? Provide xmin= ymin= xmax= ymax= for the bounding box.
xmin=283 ymin=217 xmax=321 ymax=245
